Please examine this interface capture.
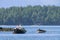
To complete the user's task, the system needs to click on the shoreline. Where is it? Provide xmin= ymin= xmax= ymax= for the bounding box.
xmin=0 ymin=28 xmax=13 ymax=31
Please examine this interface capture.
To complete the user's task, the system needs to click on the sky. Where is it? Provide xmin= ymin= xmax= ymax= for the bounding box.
xmin=0 ymin=0 xmax=60 ymax=8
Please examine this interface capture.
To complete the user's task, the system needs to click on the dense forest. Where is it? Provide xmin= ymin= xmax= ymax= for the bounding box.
xmin=0 ymin=5 xmax=60 ymax=25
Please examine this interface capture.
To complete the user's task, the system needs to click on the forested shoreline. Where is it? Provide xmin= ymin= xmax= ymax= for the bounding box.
xmin=0 ymin=5 xmax=60 ymax=25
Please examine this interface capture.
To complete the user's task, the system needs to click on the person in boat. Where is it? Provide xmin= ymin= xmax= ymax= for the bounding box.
xmin=13 ymin=25 xmax=26 ymax=34
xmin=15 ymin=25 xmax=22 ymax=29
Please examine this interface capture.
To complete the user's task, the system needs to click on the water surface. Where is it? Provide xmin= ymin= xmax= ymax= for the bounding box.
xmin=0 ymin=25 xmax=60 ymax=40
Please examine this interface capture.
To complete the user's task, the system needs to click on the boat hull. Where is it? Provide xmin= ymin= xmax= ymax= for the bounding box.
xmin=13 ymin=28 xmax=26 ymax=34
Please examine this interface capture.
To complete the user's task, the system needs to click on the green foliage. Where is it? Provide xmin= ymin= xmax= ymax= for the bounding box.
xmin=0 ymin=6 xmax=60 ymax=25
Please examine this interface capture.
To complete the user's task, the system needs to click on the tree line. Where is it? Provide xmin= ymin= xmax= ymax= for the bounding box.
xmin=0 ymin=5 xmax=60 ymax=25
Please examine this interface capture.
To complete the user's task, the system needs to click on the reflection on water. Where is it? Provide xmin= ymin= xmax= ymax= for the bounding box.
xmin=0 ymin=25 xmax=60 ymax=40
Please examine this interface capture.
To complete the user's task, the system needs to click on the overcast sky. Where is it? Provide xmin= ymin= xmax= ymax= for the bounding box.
xmin=0 ymin=0 xmax=60 ymax=8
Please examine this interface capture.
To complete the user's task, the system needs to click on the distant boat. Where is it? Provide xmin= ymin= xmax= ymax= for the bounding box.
xmin=0 ymin=27 xmax=2 ymax=31
xmin=37 ymin=29 xmax=46 ymax=33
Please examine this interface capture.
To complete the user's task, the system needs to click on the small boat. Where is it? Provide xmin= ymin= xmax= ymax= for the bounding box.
xmin=37 ymin=29 xmax=46 ymax=33
xmin=13 ymin=25 xmax=26 ymax=34
xmin=0 ymin=27 xmax=2 ymax=31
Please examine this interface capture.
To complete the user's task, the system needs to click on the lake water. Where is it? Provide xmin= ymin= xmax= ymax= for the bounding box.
xmin=0 ymin=25 xmax=60 ymax=40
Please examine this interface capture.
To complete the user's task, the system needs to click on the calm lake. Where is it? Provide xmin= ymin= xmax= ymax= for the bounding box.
xmin=0 ymin=25 xmax=60 ymax=40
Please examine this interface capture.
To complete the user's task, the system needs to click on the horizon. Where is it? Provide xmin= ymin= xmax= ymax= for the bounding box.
xmin=0 ymin=0 xmax=60 ymax=8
